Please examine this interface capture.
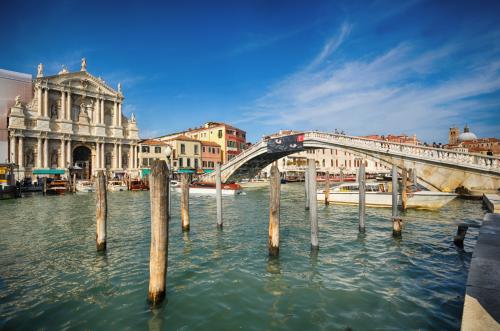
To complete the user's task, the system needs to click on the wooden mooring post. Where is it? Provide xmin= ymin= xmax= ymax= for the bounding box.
xmin=72 ymin=173 xmax=76 ymax=193
xmin=453 ymin=224 xmax=469 ymax=248
xmin=215 ymin=163 xmax=223 ymax=229
xmin=358 ymin=162 xmax=366 ymax=233
xmin=148 ymin=160 xmax=169 ymax=305
xmin=401 ymin=168 xmax=408 ymax=211
xmin=391 ymin=165 xmax=402 ymax=237
xmin=268 ymin=163 xmax=281 ymax=256
xmin=308 ymin=159 xmax=319 ymax=251
xmin=304 ymin=169 xmax=310 ymax=210
xmin=181 ymin=173 xmax=190 ymax=232
xmin=42 ymin=177 xmax=47 ymax=195
xmin=324 ymin=171 xmax=330 ymax=205
xmin=96 ymin=171 xmax=107 ymax=251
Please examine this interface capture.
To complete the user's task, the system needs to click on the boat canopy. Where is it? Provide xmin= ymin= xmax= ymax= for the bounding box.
xmin=141 ymin=169 xmax=151 ymax=177
xmin=33 ymin=169 xmax=65 ymax=175
xmin=177 ymin=169 xmax=195 ymax=174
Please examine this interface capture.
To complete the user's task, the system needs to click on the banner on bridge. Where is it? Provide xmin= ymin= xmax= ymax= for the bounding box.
xmin=267 ymin=134 xmax=305 ymax=154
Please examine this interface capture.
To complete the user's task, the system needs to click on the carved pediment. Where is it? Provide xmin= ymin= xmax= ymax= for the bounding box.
xmin=41 ymin=71 xmax=121 ymax=98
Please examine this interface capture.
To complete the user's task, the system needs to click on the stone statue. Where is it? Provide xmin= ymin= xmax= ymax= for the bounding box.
xmin=15 ymin=95 xmax=21 ymax=107
xmin=130 ymin=112 xmax=136 ymax=122
xmin=50 ymin=149 xmax=58 ymax=167
xmin=81 ymin=57 xmax=87 ymax=71
xmin=25 ymin=149 xmax=34 ymax=167
xmin=59 ymin=65 xmax=69 ymax=74
xmin=118 ymin=83 xmax=122 ymax=93
xmin=50 ymin=104 xmax=57 ymax=118
xmin=37 ymin=63 xmax=43 ymax=77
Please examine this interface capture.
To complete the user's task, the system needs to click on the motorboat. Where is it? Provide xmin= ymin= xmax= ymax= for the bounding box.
xmin=174 ymin=182 xmax=243 ymax=195
xmin=239 ymin=178 xmax=269 ymax=188
xmin=47 ymin=180 xmax=68 ymax=195
xmin=129 ymin=179 xmax=149 ymax=191
xmin=108 ymin=180 xmax=128 ymax=192
xmin=316 ymin=182 xmax=457 ymax=209
xmin=75 ymin=180 xmax=95 ymax=193
xmin=170 ymin=180 xmax=180 ymax=188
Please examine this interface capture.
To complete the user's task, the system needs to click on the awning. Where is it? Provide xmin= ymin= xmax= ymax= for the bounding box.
xmin=176 ymin=169 xmax=195 ymax=174
xmin=141 ymin=168 xmax=151 ymax=177
xmin=33 ymin=169 xmax=65 ymax=175
xmin=203 ymin=169 xmax=214 ymax=173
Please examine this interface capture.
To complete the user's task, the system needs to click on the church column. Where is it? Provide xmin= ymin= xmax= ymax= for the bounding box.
xmin=118 ymin=102 xmax=122 ymax=127
xmin=59 ymin=139 xmax=65 ymax=168
xmin=128 ymin=145 xmax=133 ymax=169
xmin=111 ymin=143 xmax=116 ymax=169
xmin=61 ymin=91 xmax=66 ymax=120
xmin=43 ymin=88 xmax=49 ymax=117
xmin=36 ymin=138 xmax=42 ymax=168
xmin=43 ymin=138 xmax=49 ymax=168
xmin=113 ymin=101 xmax=118 ymax=127
xmin=18 ymin=137 xmax=24 ymax=168
xmin=133 ymin=144 xmax=137 ymax=169
xmin=100 ymin=99 xmax=105 ymax=125
xmin=118 ymin=144 xmax=122 ymax=169
xmin=9 ymin=136 xmax=16 ymax=164
xmin=37 ymin=85 xmax=43 ymax=115
xmin=94 ymin=98 xmax=100 ymax=124
xmin=66 ymin=140 xmax=72 ymax=168
xmin=66 ymin=92 xmax=72 ymax=120
xmin=96 ymin=142 xmax=100 ymax=170
xmin=101 ymin=143 xmax=105 ymax=169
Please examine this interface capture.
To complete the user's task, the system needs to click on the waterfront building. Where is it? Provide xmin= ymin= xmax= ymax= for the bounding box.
xmin=5 ymin=59 xmax=140 ymax=180
xmin=361 ymin=133 xmax=419 ymax=145
xmin=446 ymin=125 xmax=500 ymax=156
xmin=158 ymin=121 xmax=247 ymax=163
xmin=201 ymin=140 xmax=221 ymax=173
xmin=137 ymin=139 xmax=170 ymax=177
xmin=161 ymin=135 xmax=202 ymax=174
xmin=0 ymin=69 xmax=32 ymax=164
xmin=183 ymin=122 xmax=247 ymax=162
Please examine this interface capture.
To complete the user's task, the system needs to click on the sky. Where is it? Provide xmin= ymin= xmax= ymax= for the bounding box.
xmin=1 ymin=0 xmax=500 ymax=143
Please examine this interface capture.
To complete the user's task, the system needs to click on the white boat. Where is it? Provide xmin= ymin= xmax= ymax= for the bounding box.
xmin=239 ymin=178 xmax=269 ymax=188
xmin=316 ymin=182 xmax=457 ymax=209
xmin=173 ymin=182 xmax=243 ymax=195
xmin=75 ymin=180 xmax=95 ymax=193
xmin=108 ymin=180 xmax=128 ymax=192
xmin=170 ymin=180 xmax=180 ymax=188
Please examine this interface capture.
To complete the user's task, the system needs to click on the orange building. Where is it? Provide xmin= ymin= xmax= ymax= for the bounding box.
xmin=201 ymin=140 xmax=221 ymax=172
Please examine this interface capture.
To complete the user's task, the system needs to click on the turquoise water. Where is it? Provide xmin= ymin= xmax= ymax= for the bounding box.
xmin=0 ymin=184 xmax=483 ymax=330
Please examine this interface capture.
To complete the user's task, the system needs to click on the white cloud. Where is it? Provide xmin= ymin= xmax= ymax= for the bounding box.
xmin=244 ymin=23 xmax=500 ymax=142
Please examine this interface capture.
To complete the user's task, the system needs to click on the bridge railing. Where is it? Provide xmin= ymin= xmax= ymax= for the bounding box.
xmin=305 ymin=132 xmax=500 ymax=172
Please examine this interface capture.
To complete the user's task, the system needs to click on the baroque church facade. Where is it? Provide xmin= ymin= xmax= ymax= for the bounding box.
xmin=8 ymin=59 xmax=140 ymax=179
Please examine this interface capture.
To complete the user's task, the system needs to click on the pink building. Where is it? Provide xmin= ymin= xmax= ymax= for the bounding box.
xmin=201 ymin=140 xmax=221 ymax=172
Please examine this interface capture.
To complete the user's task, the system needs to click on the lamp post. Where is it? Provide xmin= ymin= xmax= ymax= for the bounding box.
xmin=165 ymin=145 xmax=172 ymax=174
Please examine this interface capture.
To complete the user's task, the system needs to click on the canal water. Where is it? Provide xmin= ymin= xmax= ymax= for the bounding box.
xmin=0 ymin=184 xmax=484 ymax=330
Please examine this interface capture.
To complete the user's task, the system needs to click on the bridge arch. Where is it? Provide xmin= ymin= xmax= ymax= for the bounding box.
xmin=200 ymin=131 xmax=500 ymax=194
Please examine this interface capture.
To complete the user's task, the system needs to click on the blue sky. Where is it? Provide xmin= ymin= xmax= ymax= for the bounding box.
xmin=1 ymin=0 xmax=500 ymax=143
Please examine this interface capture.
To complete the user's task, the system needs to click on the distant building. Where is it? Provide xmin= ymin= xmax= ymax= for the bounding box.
xmin=361 ymin=133 xmax=419 ymax=145
xmin=158 ymin=121 xmax=247 ymax=163
xmin=137 ymin=139 xmax=170 ymax=177
xmin=446 ymin=125 xmax=499 ymax=156
xmin=161 ymin=135 xmax=202 ymax=174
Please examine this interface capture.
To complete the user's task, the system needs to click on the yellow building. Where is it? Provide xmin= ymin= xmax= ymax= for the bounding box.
xmin=161 ymin=135 xmax=201 ymax=173
xmin=183 ymin=122 xmax=246 ymax=162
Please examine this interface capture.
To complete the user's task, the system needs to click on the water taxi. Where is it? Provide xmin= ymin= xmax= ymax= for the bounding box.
xmin=174 ymin=182 xmax=243 ymax=195
xmin=316 ymin=182 xmax=457 ymax=209
xmin=129 ymin=179 xmax=149 ymax=191
xmin=108 ymin=180 xmax=128 ymax=192
xmin=47 ymin=180 xmax=69 ymax=195
xmin=75 ymin=180 xmax=95 ymax=193
xmin=239 ymin=178 xmax=269 ymax=188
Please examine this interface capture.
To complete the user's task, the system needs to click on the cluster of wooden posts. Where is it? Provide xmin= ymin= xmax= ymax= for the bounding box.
xmin=93 ymin=159 xmax=413 ymax=306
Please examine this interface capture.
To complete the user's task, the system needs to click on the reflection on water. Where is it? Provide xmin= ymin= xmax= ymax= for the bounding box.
xmin=0 ymin=184 xmax=483 ymax=330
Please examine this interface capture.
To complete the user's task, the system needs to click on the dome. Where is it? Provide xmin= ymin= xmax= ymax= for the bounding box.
xmin=459 ymin=132 xmax=477 ymax=142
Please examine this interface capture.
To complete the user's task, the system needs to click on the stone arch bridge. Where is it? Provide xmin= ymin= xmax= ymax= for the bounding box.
xmin=200 ymin=131 xmax=500 ymax=194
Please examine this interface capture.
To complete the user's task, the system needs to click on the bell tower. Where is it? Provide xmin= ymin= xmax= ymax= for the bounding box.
xmin=449 ymin=126 xmax=459 ymax=145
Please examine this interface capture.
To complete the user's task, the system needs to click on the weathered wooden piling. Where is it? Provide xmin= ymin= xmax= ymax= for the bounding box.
xmin=358 ymin=162 xmax=366 ymax=233
xmin=401 ymin=168 xmax=408 ymax=210
xmin=412 ymin=168 xmax=418 ymax=188
xmin=95 ymin=171 xmax=107 ymax=251
xmin=453 ymin=224 xmax=469 ymax=248
xmin=308 ymin=159 xmax=319 ymax=251
xmin=392 ymin=217 xmax=403 ymax=237
xmin=215 ymin=163 xmax=223 ymax=229
xmin=42 ymin=177 xmax=47 ymax=195
xmin=305 ymin=170 xmax=310 ymax=210
xmin=148 ymin=160 xmax=169 ymax=305
xmin=268 ymin=163 xmax=281 ymax=256
xmin=324 ymin=171 xmax=330 ymax=205
xmin=72 ymin=173 xmax=76 ymax=193
xmin=391 ymin=165 xmax=398 ymax=217
xmin=181 ymin=173 xmax=190 ymax=232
